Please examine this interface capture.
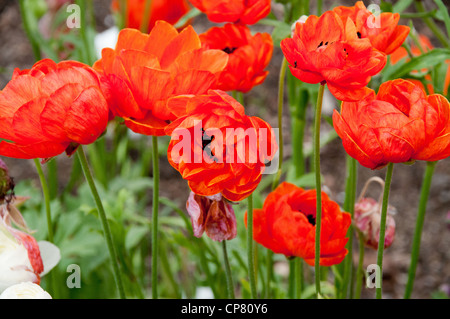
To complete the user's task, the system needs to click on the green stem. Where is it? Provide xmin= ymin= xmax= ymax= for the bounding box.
xmin=288 ymin=258 xmax=295 ymax=299
xmin=404 ymin=161 xmax=436 ymax=299
xmin=355 ymin=231 xmax=365 ymax=299
xmin=19 ymin=0 xmax=41 ymax=60
xmin=222 ymin=240 xmax=235 ymax=299
xmin=314 ymin=83 xmax=325 ymax=297
xmin=272 ymin=58 xmax=287 ymax=190
xmin=76 ymin=146 xmax=126 ymax=299
xmin=341 ymin=157 xmax=357 ymax=298
xmin=76 ymin=0 xmax=95 ymax=65
xmin=151 ymin=135 xmax=160 ymax=299
xmin=33 ymin=159 xmax=54 ymax=243
xmin=140 ymin=0 xmax=153 ymax=33
xmin=415 ymin=0 xmax=449 ymax=48
xmin=247 ymin=193 xmax=257 ymax=298
xmin=266 ymin=250 xmax=273 ymax=298
xmin=295 ymin=258 xmax=303 ymax=298
xmin=375 ymin=163 xmax=394 ymax=299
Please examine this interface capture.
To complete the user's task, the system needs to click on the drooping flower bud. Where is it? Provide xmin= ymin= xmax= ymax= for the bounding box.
xmin=354 ymin=177 xmax=396 ymax=250
xmin=186 ymin=192 xmax=237 ymax=242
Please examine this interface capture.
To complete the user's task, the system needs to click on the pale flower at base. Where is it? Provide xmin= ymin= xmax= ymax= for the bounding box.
xmin=0 ymin=282 xmax=52 ymax=299
xmin=0 ymin=205 xmax=60 ymax=293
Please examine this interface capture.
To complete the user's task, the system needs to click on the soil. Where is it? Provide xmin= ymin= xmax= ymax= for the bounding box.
xmin=0 ymin=0 xmax=449 ymax=299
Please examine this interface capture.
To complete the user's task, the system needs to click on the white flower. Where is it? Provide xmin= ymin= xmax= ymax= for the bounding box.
xmin=0 ymin=282 xmax=52 ymax=299
xmin=0 ymin=206 xmax=60 ymax=294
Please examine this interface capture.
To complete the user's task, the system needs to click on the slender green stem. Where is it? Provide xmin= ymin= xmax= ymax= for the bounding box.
xmin=375 ymin=163 xmax=394 ymax=299
xmin=33 ymin=159 xmax=54 ymax=243
xmin=76 ymin=0 xmax=95 ymax=65
xmin=151 ymin=135 xmax=160 ymax=299
xmin=355 ymin=231 xmax=365 ymax=299
xmin=247 ymin=193 xmax=257 ymax=298
xmin=404 ymin=161 xmax=436 ymax=299
xmin=76 ymin=146 xmax=126 ymax=299
xmin=295 ymin=258 xmax=303 ymax=298
xmin=140 ymin=0 xmax=153 ymax=33
xmin=266 ymin=250 xmax=273 ymax=298
xmin=288 ymin=258 xmax=295 ymax=299
xmin=317 ymin=0 xmax=323 ymax=15
xmin=341 ymin=157 xmax=357 ymax=298
xmin=272 ymin=58 xmax=287 ymax=189
xmin=415 ymin=0 xmax=449 ymax=48
xmin=222 ymin=240 xmax=235 ymax=299
xmin=314 ymin=84 xmax=325 ymax=297
xmin=19 ymin=0 xmax=41 ymax=60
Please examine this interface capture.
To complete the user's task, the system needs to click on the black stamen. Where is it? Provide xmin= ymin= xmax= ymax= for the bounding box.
xmin=317 ymin=41 xmax=324 ymax=48
xmin=294 ymin=61 xmax=297 ymax=68
xmin=222 ymin=47 xmax=238 ymax=54
xmin=357 ymin=31 xmax=362 ymax=38
xmin=307 ymin=214 xmax=316 ymax=226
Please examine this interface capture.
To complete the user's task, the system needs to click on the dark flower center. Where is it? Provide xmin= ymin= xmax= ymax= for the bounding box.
xmin=307 ymin=214 xmax=316 ymax=226
xmin=222 ymin=47 xmax=238 ymax=54
xmin=357 ymin=32 xmax=362 ymax=38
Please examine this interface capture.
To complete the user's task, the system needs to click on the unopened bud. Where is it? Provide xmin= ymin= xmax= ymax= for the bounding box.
xmin=186 ymin=192 xmax=236 ymax=242
xmin=354 ymin=197 xmax=396 ymax=250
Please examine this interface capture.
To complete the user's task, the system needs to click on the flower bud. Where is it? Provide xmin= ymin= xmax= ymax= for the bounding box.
xmin=186 ymin=192 xmax=237 ymax=242
xmin=354 ymin=197 xmax=396 ymax=250
xmin=0 ymin=159 xmax=13 ymax=203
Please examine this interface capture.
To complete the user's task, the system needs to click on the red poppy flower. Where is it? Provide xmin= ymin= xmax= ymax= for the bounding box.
xmin=186 ymin=192 xmax=236 ymax=241
xmin=281 ymin=11 xmax=386 ymax=101
xmin=199 ymin=23 xmax=273 ymax=93
xmin=111 ymin=0 xmax=190 ymax=32
xmin=188 ymin=0 xmax=270 ymax=24
xmin=93 ymin=20 xmax=228 ymax=136
xmin=165 ymin=90 xmax=277 ymax=202
xmin=0 ymin=59 xmax=108 ymax=160
xmin=245 ymin=182 xmax=351 ymax=266
xmin=333 ymin=1 xmax=409 ymax=55
xmin=333 ymin=79 xmax=450 ymax=169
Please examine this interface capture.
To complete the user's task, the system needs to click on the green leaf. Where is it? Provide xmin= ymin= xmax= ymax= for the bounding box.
xmin=393 ymin=0 xmax=413 ymax=13
xmin=434 ymin=0 xmax=450 ymax=40
xmin=125 ymin=226 xmax=148 ymax=250
xmin=382 ymin=48 xmax=450 ymax=81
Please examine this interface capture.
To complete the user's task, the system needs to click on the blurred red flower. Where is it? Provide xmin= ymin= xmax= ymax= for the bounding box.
xmin=200 ymin=23 xmax=273 ymax=93
xmin=245 ymin=182 xmax=351 ymax=266
xmin=0 ymin=59 xmax=108 ymax=160
xmin=165 ymin=90 xmax=277 ymax=202
xmin=333 ymin=1 xmax=409 ymax=55
xmin=186 ymin=192 xmax=236 ymax=241
xmin=111 ymin=0 xmax=190 ymax=32
xmin=93 ymin=21 xmax=228 ymax=136
xmin=188 ymin=0 xmax=270 ymax=24
xmin=281 ymin=11 xmax=386 ymax=101
xmin=333 ymin=79 xmax=450 ymax=169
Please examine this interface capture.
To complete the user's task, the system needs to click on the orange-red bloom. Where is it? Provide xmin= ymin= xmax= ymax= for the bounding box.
xmin=333 ymin=1 xmax=409 ymax=55
xmin=281 ymin=11 xmax=386 ymax=101
xmin=246 ymin=182 xmax=351 ymax=266
xmin=93 ymin=21 xmax=228 ymax=136
xmin=333 ymin=79 xmax=450 ymax=169
xmin=111 ymin=0 xmax=190 ymax=33
xmin=200 ymin=23 xmax=273 ymax=93
xmin=188 ymin=0 xmax=270 ymax=24
xmin=165 ymin=90 xmax=277 ymax=202
xmin=0 ymin=59 xmax=108 ymax=160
